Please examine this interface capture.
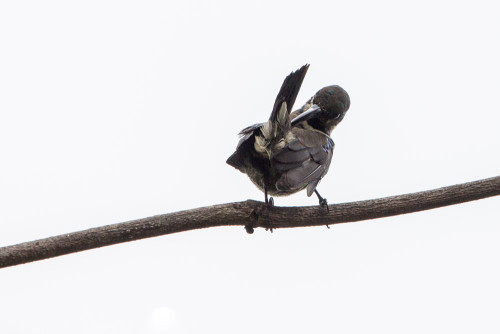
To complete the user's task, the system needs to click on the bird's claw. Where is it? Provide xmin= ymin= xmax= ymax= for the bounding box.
xmin=265 ymin=197 xmax=274 ymax=232
xmin=319 ymin=198 xmax=329 ymax=212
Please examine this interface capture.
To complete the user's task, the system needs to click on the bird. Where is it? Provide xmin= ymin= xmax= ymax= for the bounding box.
xmin=226 ymin=64 xmax=350 ymax=209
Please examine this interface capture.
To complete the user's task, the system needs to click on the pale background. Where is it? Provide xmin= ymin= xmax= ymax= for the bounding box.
xmin=1 ymin=1 xmax=500 ymax=333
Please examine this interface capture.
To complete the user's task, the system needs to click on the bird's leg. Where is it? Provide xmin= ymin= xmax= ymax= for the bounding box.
xmin=264 ymin=186 xmax=274 ymax=233
xmin=314 ymin=189 xmax=329 ymax=213
xmin=264 ymin=187 xmax=274 ymax=207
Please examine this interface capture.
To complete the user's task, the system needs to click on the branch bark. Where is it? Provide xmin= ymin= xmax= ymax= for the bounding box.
xmin=1 ymin=175 xmax=500 ymax=269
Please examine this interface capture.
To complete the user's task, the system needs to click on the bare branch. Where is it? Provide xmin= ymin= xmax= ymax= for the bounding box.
xmin=1 ymin=175 xmax=500 ymax=269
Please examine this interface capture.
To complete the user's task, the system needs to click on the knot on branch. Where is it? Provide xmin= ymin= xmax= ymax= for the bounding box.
xmin=244 ymin=201 xmax=275 ymax=234
xmin=245 ymin=209 xmax=258 ymax=234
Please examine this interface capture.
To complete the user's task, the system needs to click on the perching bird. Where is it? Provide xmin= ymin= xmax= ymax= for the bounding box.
xmin=226 ymin=64 xmax=350 ymax=209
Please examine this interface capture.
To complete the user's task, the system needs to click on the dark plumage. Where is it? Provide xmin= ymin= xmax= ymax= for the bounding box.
xmin=227 ymin=64 xmax=350 ymax=207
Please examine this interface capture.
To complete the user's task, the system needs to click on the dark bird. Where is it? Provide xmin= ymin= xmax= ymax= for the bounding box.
xmin=226 ymin=64 xmax=350 ymax=209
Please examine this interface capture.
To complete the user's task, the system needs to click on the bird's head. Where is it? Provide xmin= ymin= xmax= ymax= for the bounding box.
xmin=291 ymin=85 xmax=350 ymax=134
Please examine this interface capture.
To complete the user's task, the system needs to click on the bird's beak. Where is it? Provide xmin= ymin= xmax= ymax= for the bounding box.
xmin=291 ymin=104 xmax=322 ymax=126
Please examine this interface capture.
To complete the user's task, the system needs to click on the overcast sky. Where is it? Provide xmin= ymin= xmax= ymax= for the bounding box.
xmin=1 ymin=1 xmax=500 ymax=333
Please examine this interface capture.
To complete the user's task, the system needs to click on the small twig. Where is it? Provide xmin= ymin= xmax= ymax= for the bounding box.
xmin=1 ymin=175 xmax=499 ymax=269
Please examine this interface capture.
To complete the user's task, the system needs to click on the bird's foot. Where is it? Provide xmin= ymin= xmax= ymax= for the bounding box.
xmin=264 ymin=187 xmax=274 ymax=208
xmin=319 ymin=197 xmax=329 ymax=213
xmin=265 ymin=197 xmax=274 ymax=232
xmin=264 ymin=195 xmax=274 ymax=208
xmin=314 ymin=189 xmax=329 ymax=213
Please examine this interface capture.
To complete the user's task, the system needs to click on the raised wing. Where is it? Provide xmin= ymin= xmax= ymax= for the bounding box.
xmin=272 ymin=128 xmax=334 ymax=196
xmin=236 ymin=123 xmax=263 ymax=149
xmin=226 ymin=123 xmax=263 ymax=170
xmin=269 ymin=64 xmax=309 ymax=122
xmin=227 ymin=64 xmax=309 ymax=171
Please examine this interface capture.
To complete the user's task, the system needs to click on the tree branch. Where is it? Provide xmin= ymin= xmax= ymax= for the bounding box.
xmin=1 ymin=175 xmax=500 ymax=269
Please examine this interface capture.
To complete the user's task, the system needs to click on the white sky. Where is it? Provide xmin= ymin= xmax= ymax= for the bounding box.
xmin=1 ymin=0 xmax=500 ymax=333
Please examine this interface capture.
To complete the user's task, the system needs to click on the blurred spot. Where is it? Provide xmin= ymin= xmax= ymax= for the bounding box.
xmin=147 ymin=306 xmax=177 ymax=333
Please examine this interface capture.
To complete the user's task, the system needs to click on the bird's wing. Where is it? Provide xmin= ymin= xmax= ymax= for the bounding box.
xmin=226 ymin=123 xmax=263 ymax=170
xmin=269 ymin=64 xmax=309 ymax=122
xmin=236 ymin=123 xmax=263 ymax=148
xmin=227 ymin=64 xmax=309 ymax=170
xmin=234 ymin=64 xmax=309 ymax=150
xmin=272 ymin=128 xmax=334 ymax=196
